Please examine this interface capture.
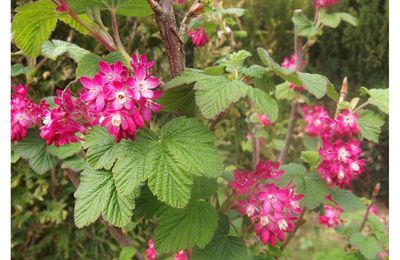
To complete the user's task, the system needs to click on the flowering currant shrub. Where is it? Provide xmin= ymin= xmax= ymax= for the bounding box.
xmin=11 ymin=0 xmax=388 ymax=259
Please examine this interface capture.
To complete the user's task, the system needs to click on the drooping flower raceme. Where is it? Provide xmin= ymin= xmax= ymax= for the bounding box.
xmin=302 ymin=105 xmax=366 ymax=187
xmin=281 ymin=54 xmax=305 ymax=91
xmin=231 ymin=160 xmax=304 ymax=246
xmin=145 ymin=239 xmax=157 ymax=260
xmin=188 ymin=28 xmax=209 ymax=47
xmin=38 ymin=52 xmax=162 ymax=145
xmin=314 ymin=0 xmax=340 ymax=9
xmin=317 ymin=205 xmax=343 ymax=228
xmin=173 ymin=250 xmax=188 ymax=260
xmin=11 ymin=84 xmax=43 ymax=141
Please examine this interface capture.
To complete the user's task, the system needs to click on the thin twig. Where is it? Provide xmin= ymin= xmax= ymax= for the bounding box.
xmin=110 ymin=9 xmax=131 ymax=61
xmin=353 ymin=101 xmax=369 ymax=113
xmin=280 ymin=208 xmax=307 ymax=251
xmin=359 ymin=183 xmax=381 ymax=232
xmin=178 ymin=0 xmax=201 ymax=39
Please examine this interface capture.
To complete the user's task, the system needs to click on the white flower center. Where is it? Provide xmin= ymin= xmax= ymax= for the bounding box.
xmin=260 ymin=216 xmax=269 ymax=226
xmin=268 ymin=194 xmax=276 ymax=201
xmin=351 ymin=162 xmax=360 ymax=171
xmin=16 ymin=114 xmax=24 ymax=121
xmin=338 ymin=148 xmax=349 ymax=161
xmin=106 ymin=72 xmax=116 ymax=82
xmin=111 ymin=114 xmax=122 ymax=127
xmin=278 ymin=219 xmax=288 ymax=231
xmin=43 ymin=114 xmax=51 ymax=125
xmin=338 ymin=171 xmax=345 ymax=180
xmin=314 ymin=119 xmax=321 ymax=126
xmin=116 ymin=91 xmax=126 ymax=104
xmin=246 ymin=205 xmax=256 ymax=217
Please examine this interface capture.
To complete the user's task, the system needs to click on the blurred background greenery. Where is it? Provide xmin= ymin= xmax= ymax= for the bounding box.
xmin=11 ymin=0 xmax=388 ymax=258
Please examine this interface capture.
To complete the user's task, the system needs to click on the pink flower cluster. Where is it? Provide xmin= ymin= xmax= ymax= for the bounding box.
xmin=302 ymin=105 xmax=365 ymax=187
xmin=145 ymin=239 xmax=157 ymax=260
xmin=281 ymin=55 xmax=305 ymax=91
xmin=11 ymin=84 xmax=44 ymax=141
xmin=40 ymin=53 xmax=162 ymax=146
xmin=256 ymin=114 xmax=272 ymax=127
xmin=231 ymin=161 xmax=304 ymax=246
xmin=314 ymin=0 xmax=340 ymax=9
xmin=144 ymin=239 xmax=188 ymax=260
xmin=317 ymin=204 xmax=343 ymax=228
xmin=188 ymin=28 xmax=209 ymax=47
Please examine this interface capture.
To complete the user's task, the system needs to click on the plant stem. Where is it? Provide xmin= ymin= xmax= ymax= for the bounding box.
xmin=353 ymin=101 xmax=369 ymax=113
xmin=64 ymin=169 xmax=144 ymax=260
xmin=146 ymin=0 xmax=186 ymax=78
xmin=280 ymin=208 xmax=306 ymax=251
xmin=359 ymin=183 xmax=381 ymax=232
xmin=178 ymin=0 xmax=200 ymax=39
xmin=278 ymin=9 xmax=303 ymax=165
xmin=110 ymin=9 xmax=131 ymax=61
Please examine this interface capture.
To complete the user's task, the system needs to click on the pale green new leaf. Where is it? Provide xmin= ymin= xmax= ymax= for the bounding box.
xmin=275 ymin=81 xmax=296 ymax=100
xmin=216 ymin=50 xmax=252 ymax=72
xmin=68 ymin=0 xmax=152 ymax=17
xmin=41 ymin=40 xmax=90 ymax=62
xmin=58 ymin=14 xmax=92 ymax=34
xmin=349 ymin=233 xmax=383 ymax=259
xmin=194 ymin=77 xmax=249 ymax=119
xmin=357 ymin=109 xmax=385 ymax=143
xmin=238 ymin=65 xmax=266 ymax=78
xmin=247 ymin=88 xmax=278 ymax=122
xmin=155 ymin=201 xmax=218 ymax=252
xmin=76 ymin=53 xmax=102 ymax=77
xmin=300 ymin=150 xmax=321 ymax=168
xmin=11 ymin=0 xmax=58 ymax=57
xmin=165 ymin=69 xmax=211 ymax=89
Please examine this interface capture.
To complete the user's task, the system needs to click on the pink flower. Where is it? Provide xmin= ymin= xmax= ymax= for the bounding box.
xmin=145 ymin=239 xmax=157 ymax=260
xmin=232 ymin=160 xmax=304 ymax=246
xmin=133 ymin=66 xmax=160 ymax=99
xmin=173 ymin=250 xmax=188 ymax=260
xmin=188 ymin=28 xmax=209 ymax=47
xmin=98 ymin=61 xmax=128 ymax=85
xmin=39 ymin=89 xmax=88 ymax=146
xmin=105 ymin=80 xmax=136 ymax=110
xmin=314 ymin=0 xmax=340 ymax=9
xmin=80 ymin=75 xmax=106 ymax=112
xmin=11 ymin=84 xmax=42 ymax=141
xmin=302 ymin=105 xmax=330 ymax=136
xmin=230 ymin=170 xmax=255 ymax=195
xmin=317 ymin=205 xmax=343 ymax=228
xmin=253 ymin=160 xmax=284 ymax=181
xmin=256 ymin=114 xmax=272 ymax=127
xmin=131 ymin=53 xmax=155 ymax=72
xmin=335 ymin=109 xmax=360 ymax=135
xmin=173 ymin=0 xmax=186 ymax=4
xmin=369 ymin=204 xmax=385 ymax=224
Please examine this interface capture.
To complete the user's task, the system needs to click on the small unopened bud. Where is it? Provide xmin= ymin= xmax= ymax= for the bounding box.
xmin=372 ymin=183 xmax=381 ymax=197
xmin=341 ymin=77 xmax=348 ymax=95
xmin=190 ymin=3 xmax=205 ymax=15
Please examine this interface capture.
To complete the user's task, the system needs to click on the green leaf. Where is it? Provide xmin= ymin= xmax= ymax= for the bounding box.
xmin=368 ymin=215 xmax=388 ymax=247
xmin=329 ymin=189 xmax=365 ymax=212
xmin=216 ymin=50 xmax=252 ymax=72
xmin=367 ymin=88 xmax=389 ymax=114
xmin=76 ymin=53 xmax=102 ymax=77
xmin=155 ymin=201 xmax=218 ymax=252
xmin=11 ymin=64 xmax=31 ymax=77
xmin=280 ymin=164 xmax=329 ymax=209
xmin=41 ymin=40 xmax=90 ymax=62
xmin=11 ymin=148 xmax=20 ymax=164
xmin=191 ymin=176 xmax=219 ymax=200
xmin=11 ymin=0 xmax=58 ymax=57
xmin=326 ymin=84 xmax=339 ymax=102
xmin=257 ymin=48 xmax=331 ymax=98
xmin=248 ymin=88 xmax=278 ymax=122
xmin=113 ymin=118 xmax=223 ymax=208
xmin=14 ymin=129 xmax=57 ymax=174
xmin=319 ymin=12 xmax=342 ymax=28
xmin=74 ymin=166 xmax=138 ymax=228
xmin=83 ymin=126 xmax=124 ymax=170
xmin=47 ymin=143 xmax=82 ymax=159
xmin=119 ymin=247 xmax=137 ymax=260
xmin=349 ymin=233 xmax=383 ymax=259
xmin=192 ymin=215 xmax=247 ymax=260
xmin=292 ymin=12 xmax=319 ymax=37
xmin=68 ymin=0 xmax=152 ymax=17
xmin=61 ymin=156 xmax=86 ymax=172
xmin=337 ymin=13 xmax=359 ymax=26
xmin=357 ymin=109 xmax=385 ymax=143
xmin=157 ymin=85 xmax=196 ymax=115
xmin=134 ymin=185 xmax=166 ymax=218
xmin=194 ymin=77 xmax=249 ymax=119
xmin=239 ymin=65 xmax=265 ymax=78
xmin=300 ymin=151 xmax=321 ymax=168
xmin=313 ymin=249 xmax=359 ymax=260
xmin=275 ymin=81 xmax=296 ymax=100
xmin=58 ymin=14 xmax=92 ymax=34
xmin=165 ymin=69 xmax=213 ymax=89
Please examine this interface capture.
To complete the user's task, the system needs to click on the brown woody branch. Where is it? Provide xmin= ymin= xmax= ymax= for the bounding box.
xmin=359 ymin=183 xmax=381 ymax=232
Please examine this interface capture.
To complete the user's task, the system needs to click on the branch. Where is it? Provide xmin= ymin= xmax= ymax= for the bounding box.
xmin=64 ymin=169 xmax=144 ymax=260
xmin=278 ymin=9 xmax=303 ymax=165
xmin=146 ymin=0 xmax=164 ymax=15
xmin=280 ymin=208 xmax=307 ymax=251
xmin=359 ymin=183 xmax=381 ymax=232
xmin=110 ymin=9 xmax=131 ymax=61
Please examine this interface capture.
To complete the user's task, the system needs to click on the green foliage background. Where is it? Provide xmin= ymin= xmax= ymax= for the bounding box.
xmin=11 ymin=0 xmax=388 ymax=259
